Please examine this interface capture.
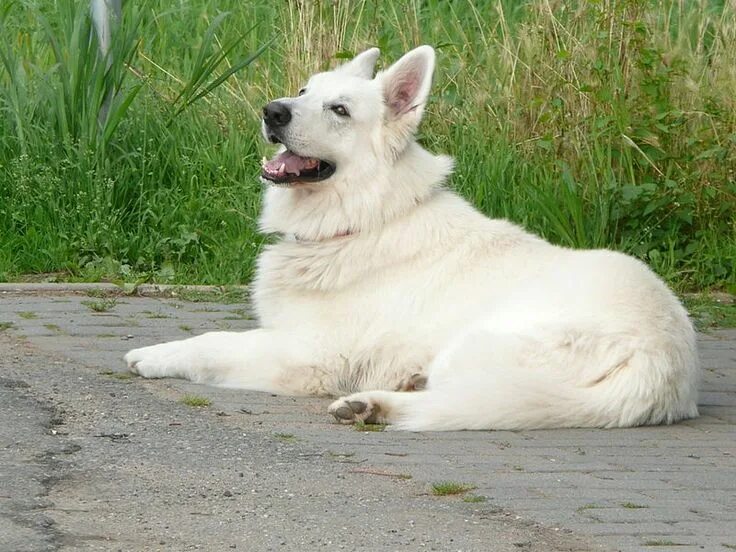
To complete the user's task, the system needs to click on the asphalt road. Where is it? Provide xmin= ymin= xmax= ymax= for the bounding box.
xmin=1 ymin=286 xmax=734 ymax=551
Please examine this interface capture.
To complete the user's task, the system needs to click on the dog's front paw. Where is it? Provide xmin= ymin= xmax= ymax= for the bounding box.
xmin=328 ymin=395 xmax=379 ymax=425
xmin=124 ymin=341 xmax=192 ymax=379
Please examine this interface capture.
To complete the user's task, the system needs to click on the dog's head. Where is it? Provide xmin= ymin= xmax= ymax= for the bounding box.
xmin=261 ymin=46 xmax=435 ymax=187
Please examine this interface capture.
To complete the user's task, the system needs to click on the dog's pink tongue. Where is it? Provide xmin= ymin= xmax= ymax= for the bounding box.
xmin=263 ymin=151 xmax=319 ymax=177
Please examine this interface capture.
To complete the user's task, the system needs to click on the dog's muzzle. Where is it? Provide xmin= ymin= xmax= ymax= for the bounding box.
xmin=260 ymin=100 xmax=336 ymax=185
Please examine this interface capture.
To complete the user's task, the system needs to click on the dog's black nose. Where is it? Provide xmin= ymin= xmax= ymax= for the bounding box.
xmin=263 ymin=101 xmax=291 ymax=127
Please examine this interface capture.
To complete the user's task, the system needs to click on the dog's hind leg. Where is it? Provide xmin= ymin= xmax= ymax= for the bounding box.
xmin=328 ymin=390 xmax=425 ymax=425
xmin=125 ymin=329 xmax=328 ymax=395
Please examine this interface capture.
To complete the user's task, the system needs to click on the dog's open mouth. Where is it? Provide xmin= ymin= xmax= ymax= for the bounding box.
xmin=261 ymin=150 xmax=336 ymax=185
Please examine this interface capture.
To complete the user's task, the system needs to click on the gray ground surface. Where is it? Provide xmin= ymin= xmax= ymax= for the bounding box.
xmin=1 ymin=287 xmax=734 ymax=552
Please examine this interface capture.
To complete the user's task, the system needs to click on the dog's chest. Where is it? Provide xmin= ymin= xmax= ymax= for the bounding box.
xmin=253 ymin=240 xmax=438 ymax=331
xmin=256 ymin=239 xmax=359 ymax=293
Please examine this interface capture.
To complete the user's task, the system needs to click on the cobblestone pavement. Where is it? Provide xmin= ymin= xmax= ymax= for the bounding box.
xmin=1 ymin=286 xmax=734 ymax=551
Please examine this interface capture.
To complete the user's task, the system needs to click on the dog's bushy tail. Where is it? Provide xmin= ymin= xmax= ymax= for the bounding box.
xmin=391 ymin=328 xmax=699 ymax=431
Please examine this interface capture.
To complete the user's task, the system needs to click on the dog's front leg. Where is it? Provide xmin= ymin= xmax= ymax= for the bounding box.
xmin=125 ymin=329 xmax=323 ymax=395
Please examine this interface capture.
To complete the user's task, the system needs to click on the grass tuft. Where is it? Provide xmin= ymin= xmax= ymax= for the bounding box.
xmin=17 ymin=311 xmax=38 ymax=319
xmin=82 ymin=299 xmax=118 ymax=313
xmin=431 ymin=481 xmax=475 ymax=496
xmin=577 ymin=503 xmax=603 ymax=512
xmin=180 ymin=395 xmax=212 ymax=407
xmin=110 ymin=372 xmax=136 ymax=380
xmin=273 ymin=432 xmax=297 ymax=442
xmin=354 ymin=421 xmax=387 ymax=432
xmin=43 ymin=324 xmax=64 ymax=334
xmin=86 ymin=289 xmax=112 ymax=298
xmin=462 ymin=494 xmax=487 ymax=503
xmin=142 ymin=310 xmax=171 ymax=319
xmin=621 ymin=502 xmax=649 ymax=509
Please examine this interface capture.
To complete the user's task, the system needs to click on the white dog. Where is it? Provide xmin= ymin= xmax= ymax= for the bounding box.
xmin=125 ymin=46 xmax=699 ymax=431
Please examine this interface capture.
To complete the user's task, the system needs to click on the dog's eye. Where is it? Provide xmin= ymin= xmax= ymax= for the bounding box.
xmin=298 ymin=88 xmax=306 ymax=96
xmin=331 ymin=104 xmax=349 ymax=117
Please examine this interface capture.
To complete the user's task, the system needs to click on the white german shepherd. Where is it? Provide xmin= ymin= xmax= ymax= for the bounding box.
xmin=126 ymin=46 xmax=699 ymax=431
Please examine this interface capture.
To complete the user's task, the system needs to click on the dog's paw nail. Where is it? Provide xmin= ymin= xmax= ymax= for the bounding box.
xmin=347 ymin=400 xmax=367 ymax=414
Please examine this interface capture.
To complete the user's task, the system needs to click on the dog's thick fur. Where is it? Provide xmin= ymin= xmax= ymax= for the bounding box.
xmin=125 ymin=46 xmax=699 ymax=431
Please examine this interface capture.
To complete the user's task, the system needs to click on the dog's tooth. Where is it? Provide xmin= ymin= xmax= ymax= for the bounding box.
xmin=279 ymin=163 xmax=286 ymax=174
xmin=261 ymin=156 xmax=267 ymax=166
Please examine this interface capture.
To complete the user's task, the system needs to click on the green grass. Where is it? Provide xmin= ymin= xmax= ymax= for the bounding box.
xmin=82 ymin=298 xmax=118 ymax=312
xmin=621 ymin=502 xmax=649 ymax=509
xmin=431 ymin=481 xmax=475 ymax=496
xmin=17 ymin=311 xmax=37 ymax=319
xmin=273 ymin=432 xmax=297 ymax=442
xmin=110 ymin=372 xmax=135 ymax=380
xmin=180 ymin=394 xmax=212 ymax=407
xmin=0 ymin=0 xmax=734 ymax=292
xmin=684 ymin=294 xmax=736 ymax=329
xmin=0 ymin=322 xmax=14 ymax=331
xmin=222 ymin=308 xmax=253 ymax=320
xmin=85 ymin=289 xmax=112 ymax=298
xmin=577 ymin=503 xmax=603 ymax=512
xmin=327 ymin=451 xmax=355 ymax=459
xmin=354 ymin=421 xmax=387 ymax=432
xmin=172 ymin=287 xmax=250 ymax=304
xmin=43 ymin=323 xmax=64 ymax=334
xmin=142 ymin=310 xmax=171 ymax=319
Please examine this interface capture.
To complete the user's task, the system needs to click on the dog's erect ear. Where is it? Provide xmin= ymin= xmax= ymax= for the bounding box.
xmin=377 ymin=45 xmax=435 ymax=157
xmin=380 ymin=45 xmax=435 ymax=120
xmin=336 ymin=47 xmax=380 ymax=79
